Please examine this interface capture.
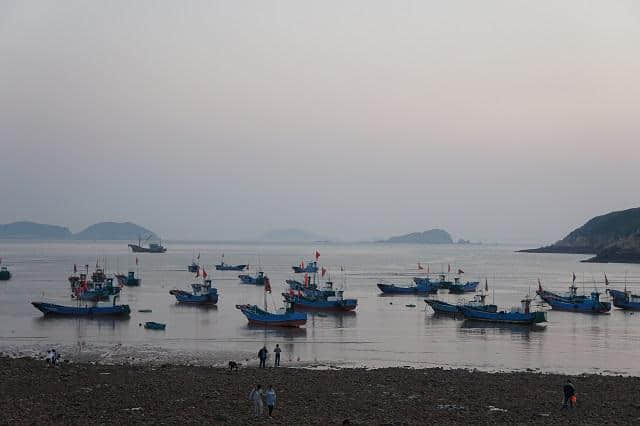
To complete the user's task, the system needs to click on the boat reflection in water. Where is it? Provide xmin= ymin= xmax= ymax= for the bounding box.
xmin=459 ymin=320 xmax=547 ymax=334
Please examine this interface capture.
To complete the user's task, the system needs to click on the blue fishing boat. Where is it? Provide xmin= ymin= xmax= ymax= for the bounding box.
xmin=115 ymin=271 xmax=141 ymax=287
xmin=425 ymin=293 xmax=497 ymax=314
xmin=448 ymin=278 xmax=480 ymax=294
xmin=284 ymin=279 xmax=358 ymax=311
xmin=215 ymin=254 xmax=247 ymax=271
xmin=377 ymin=279 xmax=439 ymax=295
xmin=169 ymin=279 xmax=219 ymax=305
xmin=239 ymin=271 xmax=268 ymax=285
xmin=237 ymin=275 xmax=307 ymax=326
xmin=292 ymin=261 xmax=319 ymax=274
xmin=414 ymin=274 xmax=451 ymax=290
xmin=0 ymin=266 xmax=11 ymax=281
xmin=608 ymin=289 xmax=640 ymax=310
xmin=144 ymin=321 xmax=166 ymax=330
xmin=32 ymin=295 xmax=131 ymax=317
xmin=286 ymin=278 xmax=337 ymax=298
xmin=460 ymin=295 xmax=546 ymax=324
xmin=537 ymin=283 xmax=610 ymax=313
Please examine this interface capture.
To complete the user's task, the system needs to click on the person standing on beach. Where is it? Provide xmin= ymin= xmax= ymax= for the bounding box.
xmin=273 ymin=344 xmax=281 ymax=367
xmin=265 ymin=385 xmax=277 ymax=417
xmin=249 ymin=384 xmax=264 ymax=416
xmin=258 ymin=346 xmax=268 ymax=368
xmin=561 ymin=379 xmax=576 ymax=410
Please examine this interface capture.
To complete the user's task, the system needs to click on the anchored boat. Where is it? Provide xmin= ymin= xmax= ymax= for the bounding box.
xmin=32 ymin=295 xmax=131 ymax=317
xmin=144 ymin=321 xmax=166 ymax=330
xmin=284 ymin=280 xmax=357 ymax=312
xmin=239 ymin=271 xmax=268 ymax=285
xmin=69 ymin=270 xmax=121 ymax=302
xmin=425 ymin=292 xmax=497 ymax=315
xmin=377 ymin=279 xmax=438 ymax=295
xmin=215 ymin=254 xmax=247 ymax=271
xmin=115 ymin=271 xmax=141 ymax=287
xmin=237 ymin=274 xmax=307 ymax=326
xmin=608 ymin=289 xmax=640 ymax=310
xmin=460 ymin=295 xmax=546 ymax=325
xmin=128 ymin=236 xmax=167 ymax=253
xmin=448 ymin=277 xmax=480 ymax=294
xmin=537 ymin=282 xmax=611 ymax=313
xmin=170 ymin=278 xmax=219 ymax=305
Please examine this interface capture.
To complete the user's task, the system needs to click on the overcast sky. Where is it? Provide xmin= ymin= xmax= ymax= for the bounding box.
xmin=1 ymin=1 xmax=638 ymax=243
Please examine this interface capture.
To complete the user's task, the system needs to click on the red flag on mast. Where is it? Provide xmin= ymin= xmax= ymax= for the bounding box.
xmin=321 ymin=267 xmax=327 ymax=277
xmin=301 ymin=260 xmax=305 ymax=269
xmin=202 ymin=267 xmax=208 ymax=279
xmin=304 ymin=273 xmax=309 ymax=287
xmin=315 ymin=250 xmax=320 ymax=260
xmin=264 ymin=276 xmax=271 ymax=293
xmin=448 ymin=264 xmax=451 ymax=273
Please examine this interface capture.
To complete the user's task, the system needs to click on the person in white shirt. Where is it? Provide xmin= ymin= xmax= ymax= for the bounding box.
xmin=249 ymin=385 xmax=263 ymax=416
xmin=266 ymin=385 xmax=277 ymax=417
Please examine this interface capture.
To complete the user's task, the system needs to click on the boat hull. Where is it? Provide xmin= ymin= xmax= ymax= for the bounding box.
xmin=460 ymin=306 xmax=546 ymax=324
xmin=128 ymin=244 xmax=166 ymax=253
xmin=32 ymin=302 xmax=131 ymax=317
xmin=425 ymin=299 xmax=460 ymax=314
xmin=285 ymin=295 xmax=357 ymax=312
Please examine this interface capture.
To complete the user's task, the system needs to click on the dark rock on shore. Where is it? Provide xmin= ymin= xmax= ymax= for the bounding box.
xmin=2 ymin=357 xmax=640 ymax=424
xmin=520 ymin=207 xmax=640 ymax=263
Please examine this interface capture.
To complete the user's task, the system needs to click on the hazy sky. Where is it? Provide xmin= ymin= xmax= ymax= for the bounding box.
xmin=1 ymin=1 xmax=639 ymax=243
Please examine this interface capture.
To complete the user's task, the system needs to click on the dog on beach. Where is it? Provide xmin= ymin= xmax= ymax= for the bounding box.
xmin=228 ymin=361 xmax=240 ymax=371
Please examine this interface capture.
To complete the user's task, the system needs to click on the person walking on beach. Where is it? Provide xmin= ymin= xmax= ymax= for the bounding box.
xmin=265 ymin=385 xmax=277 ymax=417
xmin=561 ymin=379 xmax=576 ymax=410
xmin=258 ymin=346 xmax=268 ymax=368
xmin=273 ymin=344 xmax=281 ymax=367
xmin=249 ymin=384 xmax=264 ymax=416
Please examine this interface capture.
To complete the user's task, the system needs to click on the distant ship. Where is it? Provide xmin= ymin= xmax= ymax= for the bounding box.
xmin=128 ymin=235 xmax=167 ymax=253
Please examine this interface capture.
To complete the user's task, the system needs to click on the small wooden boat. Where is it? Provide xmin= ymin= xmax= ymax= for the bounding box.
xmin=144 ymin=321 xmax=166 ymax=330
xmin=460 ymin=295 xmax=546 ymax=324
xmin=238 ymin=271 xmax=267 ymax=285
xmin=608 ymin=288 xmax=640 ymax=310
xmin=236 ymin=304 xmax=307 ymax=327
xmin=537 ymin=283 xmax=610 ymax=313
xmin=0 ymin=266 xmax=12 ymax=281
xmin=115 ymin=271 xmax=141 ymax=287
xmin=32 ymin=295 xmax=131 ymax=317
xmin=170 ymin=279 xmax=219 ymax=305
xmin=292 ymin=261 xmax=319 ymax=274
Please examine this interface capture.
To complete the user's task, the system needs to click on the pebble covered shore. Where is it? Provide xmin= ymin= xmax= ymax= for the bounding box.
xmin=1 ymin=357 xmax=639 ymax=424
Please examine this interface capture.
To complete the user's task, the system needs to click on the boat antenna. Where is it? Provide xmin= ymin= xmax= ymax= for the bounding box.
xmin=492 ymin=287 xmax=495 ymax=305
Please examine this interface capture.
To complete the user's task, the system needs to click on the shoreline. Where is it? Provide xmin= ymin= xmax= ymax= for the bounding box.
xmin=1 ymin=357 xmax=639 ymax=424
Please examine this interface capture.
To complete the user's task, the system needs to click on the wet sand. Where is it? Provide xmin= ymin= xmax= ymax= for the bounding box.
xmin=1 ymin=357 xmax=639 ymax=424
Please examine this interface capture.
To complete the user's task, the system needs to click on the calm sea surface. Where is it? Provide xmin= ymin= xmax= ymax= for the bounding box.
xmin=1 ymin=240 xmax=639 ymax=375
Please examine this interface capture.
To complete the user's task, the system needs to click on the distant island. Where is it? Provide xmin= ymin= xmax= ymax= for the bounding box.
xmin=260 ymin=228 xmax=327 ymax=242
xmin=378 ymin=229 xmax=454 ymax=244
xmin=0 ymin=221 xmax=159 ymax=241
xmin=519 ymin=207 xmax=640 ymax=263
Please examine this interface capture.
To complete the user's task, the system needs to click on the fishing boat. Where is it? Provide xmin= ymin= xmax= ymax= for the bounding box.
xmin=283 ymin=281 xmax=358 ymax=311
xmin=115 ymin=271 xmax=141 ymax=287
xmin=69 ymin=272 xmax=120 ymax=302
xmin=32 ymin=295 xmax=131 ymax=317
xmin=169 ymin=279 xmax=219 ymax=305
xmin=292 ymin=261 xmax=319 ymax=274
xmin=448 ymin=277 xmax=480 ymax=294
xmin=215 ymin=254 xmax=247 ymax=271
xmin=460 ymin=295 xmax=546 ymax=324
xmin=414 ymin=274 xmax=452 ymax=290
xmin=286 ymin=277 xmax=337 ymax=298
xmin=236 ymin=274 xmax=307 ymax=326
xmin=377 ymin=279 xmax=439 ymax=295
xmin=608 ymin=289 xmax=640 ymax=310
xmin=128 ymin=236 xmax=167 ymax=253
xmin=0 ymin=266 xmax=11 ymax=281
xmin=425 ymin=293 xmax=497 ymax=315
xmin=144 ymin=321 xmax=166 ymax=330
xmin=238 ymin=271 xmax=268 ymax=285
xmin=537 ymin=282 xmax=611 ymax=313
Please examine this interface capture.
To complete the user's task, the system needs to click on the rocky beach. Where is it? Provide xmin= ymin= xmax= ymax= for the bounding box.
xmin=1 ymin=357 xmax=639 ymax=424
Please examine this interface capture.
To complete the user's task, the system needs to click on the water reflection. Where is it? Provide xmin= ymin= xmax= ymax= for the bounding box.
xmin=459 ymin=320 xmax=546 ymax=335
